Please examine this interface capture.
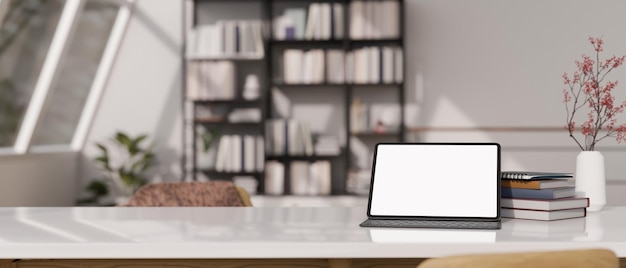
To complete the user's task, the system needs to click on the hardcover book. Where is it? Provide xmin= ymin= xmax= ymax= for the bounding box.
xmin=501 ymin=179 xmax=573 ymax=189
xmin=501 ymin=187 xmax=576 ymax=199
xmin=501 ymin=197 xmax=589 ymax=211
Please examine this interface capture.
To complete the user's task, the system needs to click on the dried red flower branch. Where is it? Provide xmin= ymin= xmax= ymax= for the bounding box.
xmin=563 ymin=37 xmax=626 ymax=151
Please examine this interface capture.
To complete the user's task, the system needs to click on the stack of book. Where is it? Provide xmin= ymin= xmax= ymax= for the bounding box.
xmin=500 ymin=171 xmax=589 ymax=221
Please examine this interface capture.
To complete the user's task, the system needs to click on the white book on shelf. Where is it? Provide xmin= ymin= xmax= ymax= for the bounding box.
xmin=353 ymin=48 xmax=369 ymax=84
xmin=326 ymin=49 xmax=345 ymax=84
xmin=308 ymin=162 xmax=320 ymax=196
xmin=264 ymin=161 xmax=284 ymax=195
xmin=255 ymin=135 xmax=265 ymax=172
xmin=302 ymin=50 xmax=314 ymax=84
xmin=273 ymin=119 xmax=286 ymax=155
xmin=222 ymin=21 xmax=234 ymax=55
xmin=382 ymin=46 xmax=394 ymax=84
xmin=394 ymin=47 xmax=403 ymax=83
xmin=203 ymin=61 xmax=236 ymax=100
xmin=207 ymin=24 xmax=222 ymax=57
xmin=351 ymin=98 xmax=368 ymax=133
xmin=318 ymin=160 xmax=332 ymax=195
xmin=238 ymin=21 xmax=250 ymax=54
xmin=332 ymin=3 xmax=344 ymax=39
xmin=345 ymin=51 xmax=354 ymax=83
xmin=250 ymin=21 xmax=264 ymax=57
xmin=368 ymin=46 xmax=380 ymax=84
xmin=230 ymin=134 xmax=242 ymax=172
xmin=371 ymin=1 xmax=382 ymax=39
xmin=350 ymin=0 xmax=365 ymax=39
xmin=304 ymin=3 xmax=320 ymax=40
xmin=300 ymin=122 xmax=313 ymax=156
xmin=319 ymin=3 xmax=331 ymax=40
xmin=214 ymin=135 xmax=231 ymax=172
xmin=377 ymin=1 xmax=388 ymax=39
xmin=363 ymin=1 xmax=374 ymax=39
xmin=287 ymin=120 xmax=302 ymax=155
xmin=283 ymin=49 xmax=303 ymax=84
xmin=243 ymin=135 xmax=256 ymax=172
xmin=386 ymin=0 xmax=400 ymax=39
xmin=290 ymin=161 xmax=309 ymax=195
xmin=312 ymin=49 xmax=325 ymax=84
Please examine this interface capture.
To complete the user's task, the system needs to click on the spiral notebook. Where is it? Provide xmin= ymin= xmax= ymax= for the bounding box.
xmin=501 ymin=171 xmax=573 ymax=180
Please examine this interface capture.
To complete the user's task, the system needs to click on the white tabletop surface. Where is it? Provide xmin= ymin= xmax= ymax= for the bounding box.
xmin=0 ymin=206 xmax=624 ymax=259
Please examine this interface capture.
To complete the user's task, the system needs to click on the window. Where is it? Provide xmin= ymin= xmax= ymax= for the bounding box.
xmin=0 ymin=0 xmax=65 ymax=147
xmin=0 ymin=0 xmax=132 ymax=152
xmin=32 ymin=0 xmax=119 ymax=145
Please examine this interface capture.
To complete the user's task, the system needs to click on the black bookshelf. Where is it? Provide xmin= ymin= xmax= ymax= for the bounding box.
xmin=184 ymin=0 xmax=405 ymax=195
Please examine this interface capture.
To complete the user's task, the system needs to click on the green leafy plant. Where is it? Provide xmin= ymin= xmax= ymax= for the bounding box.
xmin=200 ymin=127 xmax=220 ymax=152
xmin=76 ymin=180 xmax=112 ymax=206
xmin=93 ymin=131 xmax=156 ymax=199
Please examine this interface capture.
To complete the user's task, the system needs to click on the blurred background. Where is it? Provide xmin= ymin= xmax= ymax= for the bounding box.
xmin=1 ymin=0 xmax=626 ymax=206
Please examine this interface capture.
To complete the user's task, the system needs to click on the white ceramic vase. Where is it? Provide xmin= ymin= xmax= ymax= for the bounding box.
xmin=575 ymin=151 xmax=606 ymax=212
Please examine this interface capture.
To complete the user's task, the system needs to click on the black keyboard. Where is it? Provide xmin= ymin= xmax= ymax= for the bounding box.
xmin=360 ymin=219 xmax=501 ymax=229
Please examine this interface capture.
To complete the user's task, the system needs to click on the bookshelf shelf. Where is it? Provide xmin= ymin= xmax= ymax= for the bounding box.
xmin=186 ymin=55 xmax=264 ymax=61
xmin=273 ymin=83 xmax=403 ymax=87
xmin=194 ymin=120 xmax=262 ymax=127
xmin=350 ymin=83 xmax=404 ymax=87
xmin=198 ymin=169 xmax=263 ymax=177
xmin=348 ymin=38 xmax=403 ymax=45
xmin=269 ymin=40 xmax=345 ymax=47
xmin=351 ymin=131 xmax=402 ymax=137
xmin=272 ymin=83 xmax=347 ymax=88
xmin=266 ymin=154 xmax=342 ymax=162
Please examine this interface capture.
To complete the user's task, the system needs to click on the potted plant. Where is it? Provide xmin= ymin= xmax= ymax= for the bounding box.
xmin=90 ymin=131 xmax=156 ymax=204
xmin=562 ymin=36 xmax=626 ymax=211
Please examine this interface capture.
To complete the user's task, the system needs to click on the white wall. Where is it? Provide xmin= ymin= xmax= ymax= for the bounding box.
xmin=79 ymin=0 xmax=183 ymax=196
xmin=0 ymin=152 xmax=77 ymax=206
xmin=404 ymin=0 xmax=626 ymax=199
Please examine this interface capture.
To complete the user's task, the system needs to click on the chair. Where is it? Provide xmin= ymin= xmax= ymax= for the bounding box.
xmin=416 ymin=248 xmax=618 ymax=268
xmin=124 ymin=181 xmax=253 ymax=207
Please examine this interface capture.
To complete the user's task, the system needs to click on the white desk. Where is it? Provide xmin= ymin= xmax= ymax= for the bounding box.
xmin=0 ymin=206 xmax=624 ymax=267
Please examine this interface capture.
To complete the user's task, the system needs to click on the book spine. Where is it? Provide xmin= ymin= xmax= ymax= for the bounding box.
xmin=501 ymin=187 xmax=563 ymax=199
xmin=501 ymin=180 xmax=541 ymax=189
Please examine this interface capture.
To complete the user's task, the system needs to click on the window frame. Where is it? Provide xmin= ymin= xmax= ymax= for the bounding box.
xmin=0 ymin=0 xmax=134 ymax=155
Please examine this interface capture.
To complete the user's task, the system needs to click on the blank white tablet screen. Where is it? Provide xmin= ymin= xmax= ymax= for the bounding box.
xmin=369 ymin=144 xmax=499 ymax=218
